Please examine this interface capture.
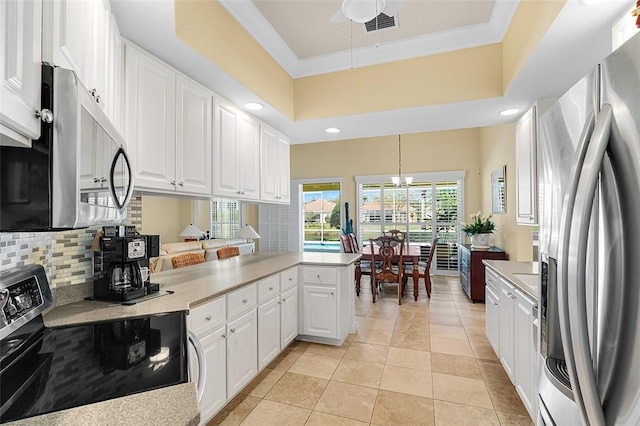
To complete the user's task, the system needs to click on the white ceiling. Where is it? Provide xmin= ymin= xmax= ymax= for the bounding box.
xmin=110 ymin=0 xmax=635 ymax=144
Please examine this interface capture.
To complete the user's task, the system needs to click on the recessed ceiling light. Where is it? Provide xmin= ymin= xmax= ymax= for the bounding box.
xmin=244 ymin=102 xmax=263 ymax=111
xmin=325 ymin=127 xmax=341 ymax=134
xmin=500 ymin=108 xmax=520 ymax=116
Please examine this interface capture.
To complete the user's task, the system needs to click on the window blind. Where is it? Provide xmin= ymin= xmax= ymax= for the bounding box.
xmin=211 ymin=198 xmax=242 ymax=238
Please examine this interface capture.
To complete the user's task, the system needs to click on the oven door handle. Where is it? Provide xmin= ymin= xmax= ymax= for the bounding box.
xmin=187 ymin=331 xmax=207 ymax=404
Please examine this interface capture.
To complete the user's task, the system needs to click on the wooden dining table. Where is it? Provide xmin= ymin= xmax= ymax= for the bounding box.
xmin=356 ymin=244 xmax=422 ymax=302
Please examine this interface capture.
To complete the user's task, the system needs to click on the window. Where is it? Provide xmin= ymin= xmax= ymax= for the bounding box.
xmin=211 ymin=198 xmax=242 ymax=238
xmin=356 ymin=172 xmax=464 ymax=273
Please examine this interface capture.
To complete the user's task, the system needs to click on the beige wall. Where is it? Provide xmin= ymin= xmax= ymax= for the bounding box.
xmin=502 ymin=0 xmax=566 ymax=92
xmin=175 ymin=0 xmax=294 ymax=119
xmin=174 ymin=1 xmax=564 ymax=122
xmin=141 ymin=195 xmax=193 ymax=245
xmin=294 ymin=44 xmax=503 ymax=120
xmin=478 ymin=125 xmax=533 ymax=261
xmin=291 ymin=129 xmax=484 ymax=230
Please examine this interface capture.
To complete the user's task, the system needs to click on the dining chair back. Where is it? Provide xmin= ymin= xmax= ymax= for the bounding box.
xmin=421 ymin=234 xmax=438 ymax=297
xmin=384 ymin=229 xmax=409 ymax=252
xmin=171 ymin=252 xmax=205 ymax=269
xmin=341 ymin=233 xmax=371 ymax=297
xmin=217 ymin=246 xmax=240 ymax=259
xmin=369 ymin=235 xmax=405 ymax=304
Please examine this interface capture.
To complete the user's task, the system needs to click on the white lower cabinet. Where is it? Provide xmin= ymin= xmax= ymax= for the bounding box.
xmin=514 ymin=289 xmax=536 ymax=418
xmin=226 ymin=309 xmax=258 ymax=397
xmin=485 ymin=265 xmax=537 ymax=421
xmin=485 ymin=285 xmax=500 ymax=355
xmin=280 ymin=286 xmax=298 ymax=348
xmin=499 ymin=278 xmax=516 ymax=381
xmin=190 ymin=326 xmax=226 ymax=422
xmin=258 ymin=296 xmax=281 ymax=370
xmin=302 ymin=285 xmax=337 ymax=338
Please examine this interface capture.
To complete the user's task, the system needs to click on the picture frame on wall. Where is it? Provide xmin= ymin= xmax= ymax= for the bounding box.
xmin=492 ymin=165 xmax=506 ymax=214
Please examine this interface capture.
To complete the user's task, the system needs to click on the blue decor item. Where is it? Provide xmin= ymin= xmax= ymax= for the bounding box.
xmin=342 ymin=202 xmax=354 ymax=235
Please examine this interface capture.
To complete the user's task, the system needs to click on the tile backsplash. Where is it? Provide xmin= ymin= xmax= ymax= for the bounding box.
xmin=0 ymin=194 xmax=142 ymax=289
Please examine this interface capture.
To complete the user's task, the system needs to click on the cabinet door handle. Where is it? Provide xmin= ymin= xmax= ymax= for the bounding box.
xmin=101 ymin=177 xmax=107 ymax=183
xmin=506 ymin=291 xmax=512 ymax=297
xmin=269 ymin=286 xmax=274 ymax=291
xmin=93 ymin=177 xmax=100 ymax=183
xmin=221 ymin=334 xmax=226 ymax=339
xmin=317 ymin=274 xmax=320 ymax=279
xmin=493 ymin=302 xmax=498 ymax=307
xmin=288 ymin=278 xmax=292 ymax=282
xmin=281 ymin=298 xmax=286 ymax=302
xmin=230 ymin=328 xmax=236 ymax=333
xmin=330 ymin=292 xmax=334 ymax=296
xmin=95 ymin=95 xmax=101 ymax=104
xmin=171 ymin=180 xmax=176 ymax=186
xmin=205 ymin=315 xmax=212 ymax=322
xmin=242 ymin=298 xmax=248 ymax=303
xmin=35 ymin=108 xmax=53 ymax=123
xmin=179 ymin=181 xmax=184 ymax=186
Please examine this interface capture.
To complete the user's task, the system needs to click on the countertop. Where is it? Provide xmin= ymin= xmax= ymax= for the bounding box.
xmin=44 ymin=251 xmax=361 ymax=328
xmin=7 ymin=383 xmax=200 ymax=426
xmin=482 ymin=260 xmax=539 ymax=301
xmin=26 ymin=251 xmax=359 ymax=426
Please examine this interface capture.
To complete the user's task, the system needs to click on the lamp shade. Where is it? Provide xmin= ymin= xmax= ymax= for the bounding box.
xmin=342 ymin=0 xmax=385 ymax=23
xmin=237 ymin=225 xmax=260 ymax=240
xmin=179 ymin=224 xmax=202 ymax=238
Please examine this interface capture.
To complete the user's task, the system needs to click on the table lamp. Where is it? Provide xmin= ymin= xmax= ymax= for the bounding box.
xmin=179 ymin=224 xmax=202 ymax=242
xmin=237 ymin=225 xmax=260 ymax=248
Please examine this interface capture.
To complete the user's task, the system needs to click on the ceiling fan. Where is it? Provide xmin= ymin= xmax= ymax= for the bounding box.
xmin=331 ymin=0 xmax=404 ymax=24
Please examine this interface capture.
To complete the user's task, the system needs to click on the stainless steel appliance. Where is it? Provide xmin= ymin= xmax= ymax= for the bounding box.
xmin=537 ymin=33 xmax=640 ymax=425
xmin=0 ymin=64 xmax=134 ymax=231
xmin=93 ymin=226 xmax=161 ymax=302
xmin=0 ymin=264 xmax=189 ymax=424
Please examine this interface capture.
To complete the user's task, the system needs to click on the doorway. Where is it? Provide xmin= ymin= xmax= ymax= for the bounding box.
xmin=302 ymin=181 xmax=341 ymax=253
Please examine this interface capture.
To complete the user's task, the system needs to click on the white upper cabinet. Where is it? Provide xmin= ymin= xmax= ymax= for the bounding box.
xmin=42 ymin=0 xmax=122 ymax=129
xmin=213 ymin=97 xmax=260 ymax=201
xmin=176 ymin=74 xmax=212 ymax=195
xmin=0 ymin=0 xmax=42 ymax=147
xmin=260 ymin=124 xmax=290 ymax=204
xmin=125 ymin=43 xmax=212 ymax=196
xmin=516 ymin=106 xmax=538 ymax=225
xmin=125 ymin=43 xmax=176 ymax=192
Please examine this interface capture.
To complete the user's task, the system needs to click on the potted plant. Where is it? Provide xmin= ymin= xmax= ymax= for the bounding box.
xmin=462 ymin=211 xmax=495 ymax=248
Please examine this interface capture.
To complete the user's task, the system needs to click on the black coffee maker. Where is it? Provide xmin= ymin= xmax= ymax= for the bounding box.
xmin=94 ymin=226 xmax=160 ymax=302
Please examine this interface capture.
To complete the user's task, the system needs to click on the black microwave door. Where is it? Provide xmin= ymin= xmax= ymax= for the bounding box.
xmin=109 ymin=146 xmax=133 ymax=210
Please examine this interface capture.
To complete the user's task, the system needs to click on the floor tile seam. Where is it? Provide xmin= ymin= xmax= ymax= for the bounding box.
xmin=431 ymin=396 xmax=498 ymax=413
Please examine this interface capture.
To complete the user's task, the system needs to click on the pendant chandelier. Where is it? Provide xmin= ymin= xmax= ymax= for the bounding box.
xmin=391 ymin=134 xmax=413 ymax=187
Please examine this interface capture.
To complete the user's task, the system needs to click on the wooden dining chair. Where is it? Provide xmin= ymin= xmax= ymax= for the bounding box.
xmin=369 ymin=235 xmax=405 ymax=304
xmin=341 ymin=233 xmax=371 ymax=296
xmin=404 ymin=234 xmax=437 ymax=298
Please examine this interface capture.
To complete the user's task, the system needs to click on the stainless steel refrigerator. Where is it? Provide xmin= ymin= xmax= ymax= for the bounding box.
xmin=537 ymin=32 xmax=640 ymax=425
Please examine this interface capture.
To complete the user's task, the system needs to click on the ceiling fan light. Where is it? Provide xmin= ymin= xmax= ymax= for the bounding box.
xmin=342 ymin=0 xmax=385 ymax=24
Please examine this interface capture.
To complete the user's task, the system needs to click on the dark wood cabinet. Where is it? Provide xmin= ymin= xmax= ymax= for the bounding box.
xmin=458 ymin=244 xmax=507 ymax=302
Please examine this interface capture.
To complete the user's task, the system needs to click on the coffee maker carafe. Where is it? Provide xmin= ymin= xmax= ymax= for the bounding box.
xmin=93 ymin=226 xmax=159 ymax=302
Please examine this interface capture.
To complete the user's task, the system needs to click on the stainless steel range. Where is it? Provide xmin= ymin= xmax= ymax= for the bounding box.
xmin=0 ymin=264 xmax=189 ymax=423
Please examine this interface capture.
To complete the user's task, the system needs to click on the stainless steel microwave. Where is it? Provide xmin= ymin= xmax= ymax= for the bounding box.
xmin=0 ymin=65 xmax=134 ymax=231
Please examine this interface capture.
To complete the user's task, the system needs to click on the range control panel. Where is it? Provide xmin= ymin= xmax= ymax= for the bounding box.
xmin=0 ymin=264 xmax=53 ymax=340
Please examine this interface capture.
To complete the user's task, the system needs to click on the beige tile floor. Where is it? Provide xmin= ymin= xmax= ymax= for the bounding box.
xmin=209 ymin=276 xmax=534 ymax=426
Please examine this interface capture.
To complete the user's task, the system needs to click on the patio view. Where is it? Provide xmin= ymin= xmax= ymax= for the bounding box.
xmin=303 ymin=182 xmax=341 ymax=253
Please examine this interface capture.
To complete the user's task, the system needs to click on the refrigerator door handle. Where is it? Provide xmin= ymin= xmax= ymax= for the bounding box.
xmin=556 ymin=111 xmax=596 ymax=419
xmin=566 ymin=103 xmax=612 ymax=426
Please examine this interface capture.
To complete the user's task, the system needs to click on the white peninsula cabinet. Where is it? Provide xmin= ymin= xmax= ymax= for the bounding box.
xmin=485 ymin=263 xmax=538 ymax=420
xmin=213 ymin=97 xmax=260 ymax=201
xmin=187 ymin=266 xmax=299 ymax=425
xmin=260 ymin=124 xmax=290 ymax=204
xmin=124 ymin=43 xmax=212 ymax=196
xmin=299 ymin=265 xmax=355 ymax=345
xmin=1 ymin=0 xmax=42 ymax=147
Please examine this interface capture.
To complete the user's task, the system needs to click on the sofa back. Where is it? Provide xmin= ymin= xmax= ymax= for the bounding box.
xmin=151 ymin=238 xmax=253 ymax=272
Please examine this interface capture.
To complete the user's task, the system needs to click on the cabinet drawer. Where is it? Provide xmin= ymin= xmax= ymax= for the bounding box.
xmin=485 ymin=267 xmax=499 ymax=292
xmin=258 ymin=275 xmax=280 ymax=304
xmin=303 ymin=267 xmax=337 ymax=285
xmin=227 ymin=283 xmax=257 ymax=319
xmin=280 ymin=267 xmax=298 ymax=292
xmin=189 ymin=296 xmax=226 ymax=336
